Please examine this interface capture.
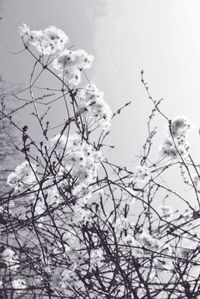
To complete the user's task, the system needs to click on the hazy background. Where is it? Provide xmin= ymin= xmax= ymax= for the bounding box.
xmin=1 ymin=0 xmax=200 ymax=196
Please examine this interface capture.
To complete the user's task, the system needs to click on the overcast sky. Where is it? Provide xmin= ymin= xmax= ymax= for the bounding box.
xmin=1 ymin=0 xmax=200 ymax=172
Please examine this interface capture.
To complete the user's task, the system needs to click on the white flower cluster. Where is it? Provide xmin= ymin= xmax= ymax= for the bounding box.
xmin=170 ymin=116 xmax=191 ymax=139
xmin=18 ymin=24 xmax=94 ymax=86
xmin=128 ymin=165 xmax=151 ymax=188
xmin=53 ymin=49 xmax=94 ymax=85
xmin=60 ymin=268 xmax=79 ymax=287
xmin=12 ymin=279 xmax=27 ymax=293
xmin=77 ymin=84 xmax=112 ymax=131
xmin=70 ymin=201 xmax=92 ymax=225
xmin=160 ymin=116 xmax=191 ymax=159
xmin=7 ymin=160 xmax=37 ymax=193
xmin=89 ymin=248 xmax=104 ymax=269
xmin=193 ymin=174 xmax=200 ymax=191
xmin=50 ymin=133 xmax=102 ymax=191
xmin=138 ymin=231 xmax=161 ymax=254
xmin=6 ymin=133 xmax=102 ymax=224
xmin=1 ymin=247 xmax=19 ymax=271
xmin=49 ymin=239 xmax=105 ymax=293
xmin=19 ymin=24 xmax=69 ymax=54
xmin=51 ymin=263 xmax=84 ymax=297
xmin=160 ymin=138 xmax=187 ymax=159
xmin=18 ymin=24 xmax=112 ymax=130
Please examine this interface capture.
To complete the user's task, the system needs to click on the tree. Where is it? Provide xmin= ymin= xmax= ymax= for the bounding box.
xmin=0 ymin=77 xmax=22 ymax=196
xmin=0 ymin=24 xmax=200 ymax=299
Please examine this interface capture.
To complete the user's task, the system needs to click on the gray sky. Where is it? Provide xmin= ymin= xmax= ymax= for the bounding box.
xmin=1 ymin=0 xmax=200 ymax=170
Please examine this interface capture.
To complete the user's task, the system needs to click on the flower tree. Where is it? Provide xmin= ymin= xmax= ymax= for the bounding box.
xmin=0 ymin=24 xmax=200 ymax=299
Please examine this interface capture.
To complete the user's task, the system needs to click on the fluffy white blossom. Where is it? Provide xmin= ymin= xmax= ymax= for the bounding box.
xmin=46 ymin=185 xmax=61 ymax=205
xmin=77 ymin=84 xmax=112 ymax=130
xmin=1 ymin=248 xmax=19 ymax=271
xmin=49 ymin=133 xmax=80 ymax=157
xmin=160 ymin=138 xmax=188 ymax=159
xmin=160 ymin=116 xmax=191 ymax=160
xmin=7 ymin=160 xmax=37 ymax=193
xmin=130 ymin=165 xmax=151 ymax=188
xmin=70 ymin=204 xmax=92 ymax=225
xmin=35 ymin=197 xmax=46 ymax=215
xmin=19 ymin=24 xmax=69 ymax=54
xmin=12 ymin=279 xmax=27 ymax=292
xmin=52 ymin=49 xmax=94 ymax=85
xmin=134 ymin=165 xmax=150 ymax=182
xmin=193 ymin=174 xmax=200 ymax=191
xmin=60 ymin=268 xmax=79 ymax=288
xmin=49 ymin=133 xmax=102 ymax=190
xmin=170 ymin=116 xmax=191 ymax=139
xmin=53 ymin=49 xmax=94 ymax=71
xmin=138 ymin=231 xmax=161 ymax=253
xmin=60 ymin=67 xmax=81 ymax=86
xmin=78 ymin=83 xmax=104 ymax=103
xmin=18 ymin=23 xmax=31 ymax=45
xmin=89 ymin=248 xmax=104 ymax=269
